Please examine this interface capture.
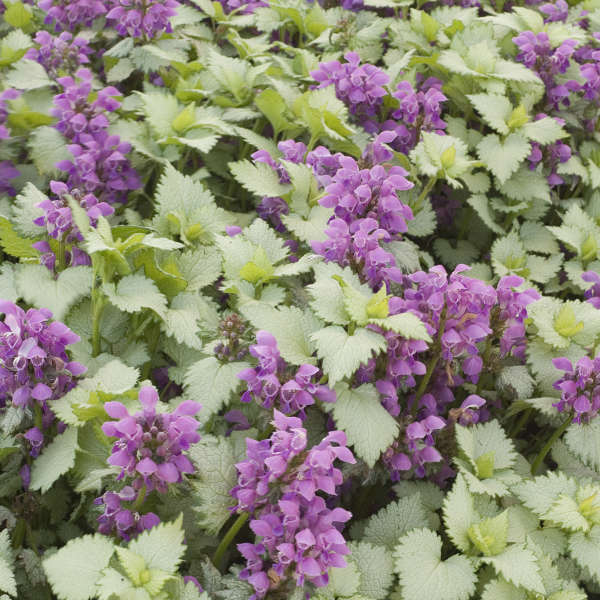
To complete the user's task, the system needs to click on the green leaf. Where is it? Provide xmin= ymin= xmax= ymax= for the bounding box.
xmin=369 ymin=312 xmax=431 ymax=341
xmin=0 ymin=217 xmax=37 ymax=258
xmin=333 ymin=383 xmax=398 ymax=467
xmin=3 ymin=1 xmax=32 ymax=27
xmin=394 ymin=529 xmax=477 ymax=600
xmin=240 ymin=303 xmax=320 ymax=365
xmin=0 ymin=530 xmax=15 ymax=597
xmin=128 ymin=515 xmax=185 ymax=573
xmin=477 ymin=133 xmax=531 ymax=184
xmin=349 ymin=542 xmax=395 ymax=600
xmin=443 ymin=473 xmax=478 ymax=553
xmin=254 ymin=88 xmax=292 ymax=135
xmin=28 ymin=126 xmax=71 ymax=176
xmin=514 ymin=472 xmax=578 ymax=518
xmin=188 ymin=436 xmax=238 ymax=535
xmin=16 ymin=264 xmax=91 ymax=321
xmin=468 ymin=511 xmax=509 ymax=556
xmin=5 ymin=59 xmax=51 ymax=90
xmin=184 ymin=357 xmax=248 ymax=418
xmin=362 ymin=493 xmax=431 ymax=550
xmin=568 ymin=525 xmax=600 ymax=582
xmin=229 ymin=160 xmax=290 ymax=198
xmin=456 ymin=420 xmax=517 ymax=472
xmin=545 ymin=495 xmax=590 ymax=533
xmin=104 ymin=274 xmax=167 ymax=316
xmin=564 ymin=420 xmax=600 ymax=473
xmin=30 ymin=427 xmax=78 ymax=493
xmin=43 ymin=534 xmax=115 ymax=600
xmin=467 ymin=94 xmax=511 ymax=135
xmin=482 ymin=545 xmax=545 ymax=594
xmin=522 ymin=117 xmax=567 ymax=144
xmin=312 ymin=326 xmax=386 ymax=386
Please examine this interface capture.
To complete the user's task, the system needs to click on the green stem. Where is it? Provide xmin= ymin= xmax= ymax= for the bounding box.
xmin=91 ymin=260 xmax=105 ymax=357
xmin=132 ymin=485 xmax=147 ymax=513
xmin=530 ymin=414 xmax=572 ymax=475
xmin=509 ymin=407 xmax=532 ymax=439
xmin=475 ymin=337 xmax=493 ymax=395
xmin=411 ymin=309 xmax=446 ymax=416
xmin=212 ymin=512 xmax=249 ymax=570
xmin=414 ymin=176 xmax=437 ymax=212
xmin=57 ymin=240 xmax=66 ymax=272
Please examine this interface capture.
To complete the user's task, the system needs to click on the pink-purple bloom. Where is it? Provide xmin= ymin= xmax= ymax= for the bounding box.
xmin=311 ymin=52 xmax=389 ymax=121
xmin=238 ymin=331 xmax=335 ymax=417
xmin=25 ymin=31 xmax=92 ymax=76
xmin=101 ymin=386 xmax=201 ymax=493
xmin=0 ymin=301 xmax=85 ymax=411
xmin=95 ymin=485 xmax=161 ymax=540
xmin=232 ymin=410 xmax=355 ymax=598
xmin=106 ymin=0 xmax=179 ymax=39
xmin=38 ymin=0 xmax=107 ymax=31
xmin=552 ymin=356 xmax=600 ymax=423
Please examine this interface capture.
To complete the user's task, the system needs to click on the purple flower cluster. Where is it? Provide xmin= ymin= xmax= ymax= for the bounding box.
xmin=552 ymin=356 xmax=600 ymax=423
xmin=311 ymin=52 xmax=389 ymax=121
xmin=381 ymin=77 xmax=447 ymax=154
xmin=581 ymin=51 xmax=600 ymax=102
xmin=494 ymin=275 xmax=540 ymax=360
xmin=513 ymin=32 xmax=579 ymax=108
xmin=33 ymin=181 xmax=113 ymax=270
xmin=106 ymin=0 xmax=179 ymax=39
xmin=392 ymin=265 xmax=497 ymax=384
xmin=540 ymin=0 xmax=569 ymax=22
xmin=214 ymin=313 xmax=249 ymax=362
xmin=232 ymin=410 xmax=355 ymax=599
xmin=0 ymin=88 xmax=20 ymax=141
xmin=0 ymin=89 xmax=21 ymax=197
xmin=51 ymin=68 xmax=121 ymax=143
xmin=527 ymin=115 xmax=571 ymax=186
xmin=0 ymin=161 xmax=20 ymax=198
xmin=95 ymin=486 xmax=160 ymax=540
xmin=238 ymin=331 xmax=335 ymax=417
xmin=583 ymin=271 xmax=600 ymax=308
xmin=96 ymin=386 xmax=201 ymax=538
xmin=38 ymin=0 xmax=107 ymax=31
xmin=311 ymin=133 xmax=414 ymax=289
xmin=0 ymin=301 xmax=85 ymax=411
xmin=25 ymin=31 xmax=92 ymax=77
xmin=43 ymin=66 xmax=139 ymax=254
xmin=101 ymin=386 xmax=201 ymax=492
xmin=217 ymin=0 xmax=267 ymax=14
xmin=57 ymin=130 xmax=141 ymax=204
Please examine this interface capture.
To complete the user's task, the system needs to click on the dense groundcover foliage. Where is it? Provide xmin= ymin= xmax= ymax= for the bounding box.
xmin=2 ymin=0 xmax=600 ymax=598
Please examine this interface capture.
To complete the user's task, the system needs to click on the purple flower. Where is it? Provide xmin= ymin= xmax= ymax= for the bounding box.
xmin=581 ymin=51 xmax=600 ymax=102
xmin=311 ymin=52 xmax=389 ymax=121
xmin=217 ymin=0 xmax=267 ymax=13
xmin=52 ymin=68 xmax=121 ymax=143
xmin=95 ymin=485 xmax=161 ymax=540
xmin=101 ymin=386 xmax=201 ymax=493
xmin=106 ymin=0 xmax=179 ymax=39
xmin=38 ymin=0 xmax=108 ymax=31
xmin=552 ymin=356 xmax=600 ymax=423
xmin=0 ymin=161 xmax=20 ymax=197
xmin=25 ymin=31 xmax=92 ymax=76
xmin=238 ymin=332 xmax=334 ymax=417
xmin=233 ymin=410 xmax=354 ymax=599
xmin=583 ymin=271 xmax=600 ymax=309
xmin=24 ymin=427 xmax=44 ymax=457
xmin=0 ymin=88 xmax=20 ymax=141
xmin=0 ymin=301 xmax=84 ymax=411
xmin=513 ymin=32 xmax=579 ymax=107
xmin=540 ymin=0 xmax=569 ymax=22
xmin=57 ymin=130 xmax=141 ymax=204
